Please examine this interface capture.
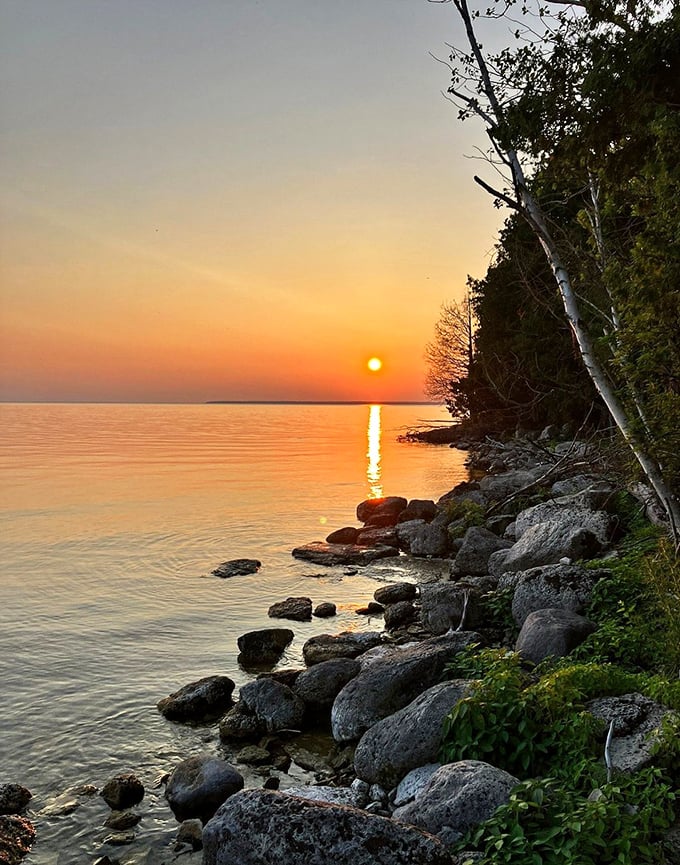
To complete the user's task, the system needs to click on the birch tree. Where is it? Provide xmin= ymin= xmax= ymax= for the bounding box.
xmin=432 ymin=0 xmax=680 ymax=543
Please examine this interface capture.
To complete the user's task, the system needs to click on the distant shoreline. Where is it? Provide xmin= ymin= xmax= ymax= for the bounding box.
xmin=205 ymin=400 xmax=438 ymax=406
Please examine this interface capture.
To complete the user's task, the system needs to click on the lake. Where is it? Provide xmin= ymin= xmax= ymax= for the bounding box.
xmin=0 ymin=402 xmax=467 ymax=863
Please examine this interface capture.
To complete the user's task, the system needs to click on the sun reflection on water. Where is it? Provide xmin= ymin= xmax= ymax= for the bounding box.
xmin=366 ymin=404 xmax=383 ymax=498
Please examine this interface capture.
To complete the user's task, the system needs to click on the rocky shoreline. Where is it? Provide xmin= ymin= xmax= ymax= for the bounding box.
xmin=3 ymin=428 xmax=678 ymax=864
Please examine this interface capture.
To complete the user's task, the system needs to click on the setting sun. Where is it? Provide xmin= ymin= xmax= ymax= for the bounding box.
xmin=367 ymin=357 xmax=383 ymax=372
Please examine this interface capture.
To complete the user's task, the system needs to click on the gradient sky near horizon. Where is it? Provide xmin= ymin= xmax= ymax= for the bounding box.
xmin=0 ymin=0 xmax=505 ymax=403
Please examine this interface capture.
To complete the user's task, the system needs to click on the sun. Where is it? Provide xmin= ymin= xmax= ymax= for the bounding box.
xmin=367 ymin=357 xmax=382 ymax=372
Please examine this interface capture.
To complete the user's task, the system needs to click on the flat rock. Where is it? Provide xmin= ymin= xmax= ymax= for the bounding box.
xmin=331 ymin=632 xmax=481 ymax=743
xmin=392 ymin=760 xmax=518 ymax=846
xmin=354 ymin=680 xmax=472 ymax=788
xmin=165 ymin=754 xmax=244 ymax=823
xmin=202 ymin=789 xmax=454 ymax=865
xmin=237 ymin=628 xmax=294 ymax=666
xmin=212 ymin=558 xmax=261 ymax=578
xmin=292 ymin=543 xmax=396 ymax=566
xmin=515 ymin=607 xmax=596 ymax=665
xmin=302 ymin=631 xmax=383 ymax=666
xmin=268 ymin=597 xmax=313 ymax=622
xmin=0 ymin=785 xmax=32 ymax=816
xmin=157 ymin=675 xmax=235 ymax=723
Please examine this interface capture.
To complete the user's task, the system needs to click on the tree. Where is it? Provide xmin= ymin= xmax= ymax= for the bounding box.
xmin=424 ymin=295 xmax=475 ymax=419
xmin=432 ymin=0 xmax=680 ymax=542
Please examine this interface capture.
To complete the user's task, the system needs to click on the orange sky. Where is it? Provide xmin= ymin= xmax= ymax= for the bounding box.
xmin=0 ymin=1 xmax=504 ymax=403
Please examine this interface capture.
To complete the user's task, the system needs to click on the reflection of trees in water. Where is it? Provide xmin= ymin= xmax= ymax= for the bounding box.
xmin=366 ymin=404 xmax=382 ymax=499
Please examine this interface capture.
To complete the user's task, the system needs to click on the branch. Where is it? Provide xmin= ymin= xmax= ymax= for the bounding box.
xmin=473 ymin=175 xmax=520 ymax=210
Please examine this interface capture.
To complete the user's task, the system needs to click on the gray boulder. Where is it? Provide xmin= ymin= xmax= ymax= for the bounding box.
xmin=393 ymin=764 xmax=441 ymax=807
xmin=237 ymin=628 xmax=294 ymax=666
xmin=514 ymin=502 xmax=615 ymax=546
xmin=157 ymin=675 xmax=235 ymax=723
xmin=395 ymin=519 xmax=426 ymax=553
xmin=355 ymin=526 xmax=399 ymax=547
xmin=408 ymin=522 xmax=451 ymax=558
xmin=302 ymin=631 xmax=383 ymax=666
xmin=0 ymin=785 xmax=32 ymax=816
xmin=331 ymin=632 xmax=480 ymax=742
xmin=511 ymin=564 xmax=602 ymax=627
xmin=383 ymin=600 xmax=417 ymax=630
xmin=374 ymin=582 xmax=417 ymax=605
xmin=165 ymin=754 xmax=243 ymax=823
xmin=281 ymin=786 xmax=363 ymax=807
xmin=478 ymin=469 xmax=545 ymax=501
xmin=420 ymin=583 xmax=486 ymax=634
xmin=392 ymin=760 xmax=518 ymax=845
xmin=202 ymin=790 xmax=454 ymax=865
xmin=268 ymin=597 xmax=313 ymax=622
xmin=452 ymin=526 xmax=513 ymax=577
xmin=212 ymin=558 xmax=261 ymax=578
xmin=354 ymin=680 xmax=472 ymax=788
xmin=489 ymin=523 xmax=604 ymax=575
xmin=240 ymin=678 xmax=305 ymax=733
xmin=586 ymin=693 xmax=674 ymax=773
xmin=515 ymin=607 xmax=596 ymax=664
xmin=218 ymin=702 xmax=262 ymax=742
xmin=294 ymin=658 xmax=361 ymax=708
xmin=292 ymin=543 xmax=395 ymax=566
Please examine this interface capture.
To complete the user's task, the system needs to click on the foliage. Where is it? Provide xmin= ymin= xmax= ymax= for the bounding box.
xmin=424 ymin=296 xmax=476 ymax=420
xmin=454 ymin=769 xmax=676 ymax=865
xmin=439 ymin=498 xmax=486 ymax=538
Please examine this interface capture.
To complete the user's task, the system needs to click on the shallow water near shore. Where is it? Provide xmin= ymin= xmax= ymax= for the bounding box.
xmin=0 ymin=402 xmax=467 ymax=863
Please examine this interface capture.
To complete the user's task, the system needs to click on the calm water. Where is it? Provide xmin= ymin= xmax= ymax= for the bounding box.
xmin=0 ymin=403 xmax=467 ymax=863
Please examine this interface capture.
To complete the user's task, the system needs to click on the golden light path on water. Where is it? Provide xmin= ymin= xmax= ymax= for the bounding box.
xmin=367 ymin=403 xmax=383 ymax=498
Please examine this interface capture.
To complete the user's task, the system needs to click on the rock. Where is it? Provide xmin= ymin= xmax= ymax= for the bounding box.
xmin=294 ymin=658 xmax=361 ymax=708
xmin=393 ymin=764 xmax=441 ymax=807
xmin=354 ymin=680 xmax=472 ymax=788
xmin=212 ymin=558 xmax=261 ymax=578
xmin=355 ymin=601 xmax=385 ymax=615
xmin=452 ymin=526 xmax=513 ymax=577
xmin=399 ymin=500 xmax=439 ymax=523
xmin=176 ymin=818 xmax=203 ymax=851
xmin=219 ymin=702 xmax=262 ymax=741
xmin=0 ymin=815 xmax=35 ymax=864
xmin=514 ymin=502 xmax=616 ymax=546
xmin=268 ymin=597 xmax=313 ymax=622
xmin=392 ymin=760 xmax=518 ymax=846
xmin=586 ymin=693 xmax=674 ymax=773
xmin=292 ymin=543 xmax=396 ymax=566
xmin=326 ymin=527 xmax=359 ymax=544
xmin=438 ymin=482 xmax=488 ymax=509
xmin=100 ymin=774 xmax=144 ymax=810
xmin=157 ymin=675 xmax=235 ymax=723
xmin=510 ymin=563 xmax=602 ymax=626
xmin=374 ymin=582 xmax=417 ymax=605
xmin=0 ymin=785 xmax=31 ymax=816
xmin=257 ymin=668 xmax=303 ymax=688
xmin=356 ymin=496 xmax=408 ymax=525
xmin=236 ymin=746 xmax=271 ymax=765
xmin=383 ymin=600 xmax=417 ymax=629
xmin=485 ymin=514 xmax=515 ymax=537
xmin=104 ymin=811 xmax=142 ymax=830
xmin=313 ymin=602 xmax=337 ymax=618
xmin=515 ymin=607 xmax=597 ymax=664
xmin=331 ymin=631 xmax=481 ymax=742
xmin=165 ymin=754 xmax=244 ymax=823
xmin=102 ymin=831 xmax=135 ymax=846
xmin=478 ymin=469 xmax=545 ymax=501
xmin=355 ymin=527 xmax=399 ymax=547
xmin=395 ymin=519 xmax=426 ymax=552
xmin=420 ymin=583 xmax=485 ymax=634
xmin=408 ymin=522 xmax=451 ymax=558
xmin=489 ymin=523 xmax=604 ymax=575
xmin=237 ymin=628 xmax=294 ymax=665
xmin=202 ymin=789 xmax=455 ymax=865
xmin=302 ymin=631 xmax=383 ymax=665
xmin=282 ymin=786 xmax=363 ymax=807
xmin=240 ymin=678 xmax=305 ymax=732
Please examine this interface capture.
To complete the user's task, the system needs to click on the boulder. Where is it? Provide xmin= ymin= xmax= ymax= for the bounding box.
xmin=331 ymin=632 xmax=481 ymax=742
xmin=354 ymin=680 xmax=472 ymax=788
xmin=383 ymin=600 xmax=417 ymax=630
xmin=373 ymin=582 xmax=417 ymax=605
xmin=438 ymin=483 xmax=488 ymax=509
xmin=302 ymin=632 xmax=383 ymax=666
xmin=268 ymin=597 xmax=313 ymax=622
xmin=356 ymin=496 xmax=408 ymax=526
xmin=478 ymin=469 xmax=545 ymax=501
xmin=355 ymin=527 xmax=399 ymax=548
xmin=313 ymin=602 xmax=337 ymax=618
xmin=281 ymin=786 xmax=363 ymax=807
xmin=212 ymin=559 xmax=261 ymax=578
xmin=420 ymin=583 xmax=485 ymax=634
xmin=202 ymin=790 xmax=454 ymax=865
xmin=165 ymin=754 xmax=244 ymax=823
xmin=515 ymin=608 xmax=597 ymax=664
xmin=0 ymin=815 xmax=35 ymax=865
xmin=326 ymin=527 xmax=359 ymax=544
xmin=219 ymin=703 xmax=262 ymax=742
xmin=514 ymin=502 xmax=616 ymax=546
xmin=240 ymin=678 xmax=305 ymax=732
xmin=0 ymin=786 xmax=31 ymax=816
xmin=489 ymin=524 xmax=604 ymax=575
xmin=586 ymin=693 xmax=674 ymax=773
xmin=395 ymin=519 xmax=426 ymax=553
xmin=100 ymin=774 xmax=144 ymax=810
xmin=157 ymin=675 xmax=235 ymax=723
xmin=408 ymin=522 xmax=451 ymax=558
xmin=176 ymin=819 xmax=203 ymax=852
xmin=237 ymin=628 xmax=294 ymax=666
xmin=292 ymin=543 xmax=395 ymax=566
xmin=355 ymin=601 xmax=385 ymax=616
xmin=393 ymin=764 xmax=441 ymax=807
xmin=256 ymin=668 xmax=303 ymax=688
xmin=452 ymin=526 xmax=513 ymax=577
xmin=398 ymin=500 xmax=438 ymax=523
xmin=510 ymin=564 xmax=602 ymax=626
xmin=294 ymin=658 xmax=361 ymax=708
xmin=392 ymin=760 xmax=518 ymax=846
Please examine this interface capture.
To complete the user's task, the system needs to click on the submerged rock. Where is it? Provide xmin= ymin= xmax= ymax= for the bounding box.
xmin=313 ymin=602 xmax=337 ymax=618
xmin=0 ymin=785 xmax=32 ymax=816
xmin=212 ymin=558 xmax=261 ymax=578
xmin=157 ymin=675 xmax=235 ymax=723
xmin=100 ymin=774 xmax=144 ymax=810
xmin=292 ymin=542 xmax=395 ymax=566
xmin=268 ymin=597 xmax=313 ymax=621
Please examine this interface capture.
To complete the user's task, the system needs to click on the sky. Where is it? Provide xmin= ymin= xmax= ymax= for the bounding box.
xmin=0 ymin=0 xmax=505 ymax=403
